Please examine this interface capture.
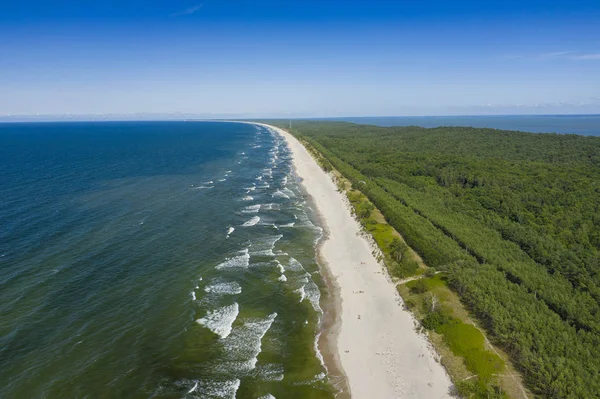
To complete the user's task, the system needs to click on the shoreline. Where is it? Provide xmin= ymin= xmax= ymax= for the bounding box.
xmin=298 ymin=163 xmax=351 ymax=398
xmin=257 ymin=123 xmax=453 ymax=398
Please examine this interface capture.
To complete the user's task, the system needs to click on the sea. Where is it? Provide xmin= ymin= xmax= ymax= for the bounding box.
xmin=0 ymin=122 xmax=333 ymax=399
xmin=331 ymin=114 xmax=600 ymax=136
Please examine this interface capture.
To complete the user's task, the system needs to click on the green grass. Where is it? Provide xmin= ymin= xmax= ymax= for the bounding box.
xmin=442 ymin=321 xmax=504 ymax=380
xmin=347 ymin=190 xmax=421 ymax=278
xmin=403 ymin=275 xmax=506 ymax=397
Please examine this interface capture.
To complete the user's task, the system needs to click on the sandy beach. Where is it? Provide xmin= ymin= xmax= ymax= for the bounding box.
xmin=258 ymin=123 xmax=453 ymax=399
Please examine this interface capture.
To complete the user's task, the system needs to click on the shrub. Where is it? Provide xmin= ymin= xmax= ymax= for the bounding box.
xmin=409 ymin=280 xmax=428 ymax=294
xmin=422 ymin=309 xmax=455 ymax=331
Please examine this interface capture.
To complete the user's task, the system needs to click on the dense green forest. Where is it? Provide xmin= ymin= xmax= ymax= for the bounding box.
xmin=265 ymin=120 xmax=600 ymax=398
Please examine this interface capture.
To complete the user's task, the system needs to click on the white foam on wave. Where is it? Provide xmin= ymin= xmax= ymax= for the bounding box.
xmin=261 ymin=203 xmax=279 ymax=211
xmin=191 ymin=291 xmax=197 ymax=301
xmin=242 ymin=196 xmax=254 ymax=201
xmin=266 ymin=235 xmax=283 ymax=247
xmin=303 ymin=274 xmax=323 ymax=314
xmin=251 ymin=235 xmax=283 ymax=257
xmin=218 ymin=178 xmax=227 ymax=182
xmin=187 ymin=381 xmax=198 ymax=393
xmin=193 ymin=185 xmax=214 ymax=190
xmin=242 ymin=204 xmax=261 ymax=214
xmin=188 ymin=379 xmax=241 ymax=399
xmin=282 ymin=176 xmax=288 ymax=186
xmin=275 ymin=261 xmax=285 ymax=274
xmin=287 ymin=257 xmax=306 ymax=272
xmin=295 ymin=285 xmax=306 ymax=302
xmin=258 ymin=395 xmax=276 ymax=399
xmin=226 ymin=227 xmax=235 ymax=238
xmin=196 ymin=303 xmax=240 ymax=339
xmin=204 ymin=281 xmax=242 ymax=295
xmin=216 ymin=249 xmax=250 ymax=270
xmin=314 ymin=332 xmax=327 ymax=370
xmin=272 ymin=190 xmax=290 ymax=199
xmin=278 ymin=274 xmax=287 ymax=282
xmin=281 ymin=188 xmax=296 ymax=198
xmin=221 ymin=313 xmax=277 ymax=371
xmin=279 ymin=222 xmax=295 ymax=228
xmin=242 ymin=216 xmax=260 ymax=227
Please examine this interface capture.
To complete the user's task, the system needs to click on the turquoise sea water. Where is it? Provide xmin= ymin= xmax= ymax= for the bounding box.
xmin=330 ymin=114 xmax=600 ymax=136
xmin=0 ymin=122 xmax=332 ymax=398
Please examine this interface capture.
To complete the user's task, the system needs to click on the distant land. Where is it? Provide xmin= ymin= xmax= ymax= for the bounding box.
xmin=2 ymin=114 xmax=599 ymax=136
xmin=326 ymin=114 xmax=600 ymax=136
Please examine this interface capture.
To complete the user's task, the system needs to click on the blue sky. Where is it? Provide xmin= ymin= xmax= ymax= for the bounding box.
xmin=1 ymin=0 xmax=599 ymax=117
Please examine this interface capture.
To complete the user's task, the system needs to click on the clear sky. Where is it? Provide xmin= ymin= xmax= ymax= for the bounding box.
xmin=1 ymin=0 xmax=599 ymax=117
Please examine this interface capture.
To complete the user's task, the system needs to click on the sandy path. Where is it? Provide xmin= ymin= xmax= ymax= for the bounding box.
xmin=255 ymin=123 xmax=453 ymax=399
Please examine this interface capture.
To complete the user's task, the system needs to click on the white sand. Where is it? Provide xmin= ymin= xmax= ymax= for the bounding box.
xmin=257 ymin=123 xmax=453 ymax=399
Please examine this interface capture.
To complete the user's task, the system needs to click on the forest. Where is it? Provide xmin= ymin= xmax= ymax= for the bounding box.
xmin=264 ymin=120 xmax=600 ymax=398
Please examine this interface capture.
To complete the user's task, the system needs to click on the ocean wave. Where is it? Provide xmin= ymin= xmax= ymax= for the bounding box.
xmin=196 ymin=303 xmax=240 ymax=339
xmin=260 ymin=203 xmax=279 ymax=211
xmin=221 ymin=313 xmax=277 ymax=372
xmin=275 ymin=260 xmax=285 ymax=274
xmin=188 ymin=381 xmax=198 ymax=394
xmin=215 ymin=249 xmax=250 ymax=269
xmin=292 ymin=372 xmax=327 ymax=387
xmin=187 ymin=379 xmax=241 ymax=399
xmin=241 ymin=196 xmax=254 ymax=201
xmin=204 ymin=281 xmax=242 ymax=295
xmin=242 ymin=205 xmax=261 ymax=214
xmin=287 ymin=257 xmax=306 ymax=272
xmin=251 ymin=249 xmax=275 ymax=257
xmin=278 ymin=222 xmax=295 ymax=228
xmin=277 ymin=274 xmax=287 ymax=282
xmin=264 ymin=235 xmax=283 ymax=247
xmin=281 ymin=188 xmax=296 ymax=198
xmin=191 ymin=291 xmax=196 ymax=301
xmin=226 ymin=227 xmax=234 ymax=238
xmin=303 ymin=275 xmax=323 ymax=313
xmin=250 ymin=235 xmax=283 ymax=257
xmin=272 ymin=190 xmax=290 ymax=199
xmin=314 ymin=332 xmax=326 ymax=370
xmin=242 ymin=216 xmax=260 ymax=227
xmin=295 ymin=285 xmax=306 ymax=302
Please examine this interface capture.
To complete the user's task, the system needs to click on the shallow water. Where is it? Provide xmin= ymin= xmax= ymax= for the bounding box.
xmin=0 ymin=121 xmax=333 ymax=398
